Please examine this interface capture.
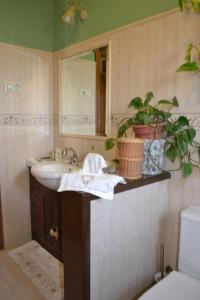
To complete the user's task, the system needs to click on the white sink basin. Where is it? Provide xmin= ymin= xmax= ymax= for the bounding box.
xmin=31 ymin=162 xmax=79 ymax=191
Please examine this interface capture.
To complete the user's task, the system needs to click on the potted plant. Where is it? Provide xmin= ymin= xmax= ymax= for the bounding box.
xmin=118 ymin=92 xmax=179 ymax=139
xmin=106 ymin=92 xmax=178 ymax=176
xmin=106 ymin=92 xmax=200 ymax=177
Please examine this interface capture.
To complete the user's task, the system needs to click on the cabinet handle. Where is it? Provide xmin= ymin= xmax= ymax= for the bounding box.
xmin=50 ymin=227 xmax=59 ymax=240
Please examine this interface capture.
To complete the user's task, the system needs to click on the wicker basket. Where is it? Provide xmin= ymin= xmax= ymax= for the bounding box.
xmin=117 ymin=138 xmax=144 ymax=180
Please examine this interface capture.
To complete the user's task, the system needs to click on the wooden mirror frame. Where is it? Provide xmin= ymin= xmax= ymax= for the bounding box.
xmin=0 ymin=188 xmax=4 ymax=250
xmin=54 ymin=40 xmax=111 ymax=140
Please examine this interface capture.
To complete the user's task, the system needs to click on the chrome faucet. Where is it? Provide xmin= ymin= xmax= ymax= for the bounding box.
xmin=62 ymin=147 xmax=78 ymax=166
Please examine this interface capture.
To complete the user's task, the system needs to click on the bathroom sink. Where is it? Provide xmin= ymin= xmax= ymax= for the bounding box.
xmin=31 ymin=162 xmax=79 ymax=191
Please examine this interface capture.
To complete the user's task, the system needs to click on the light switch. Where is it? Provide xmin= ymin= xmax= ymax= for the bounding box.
xmin=4 ymin=82 xmax=13 ymax=91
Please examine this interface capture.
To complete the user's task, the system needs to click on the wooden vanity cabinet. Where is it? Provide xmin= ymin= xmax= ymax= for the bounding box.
xmin=29 ymin=173 xmax=63 ymax=261
xmin=29 ymin=168 xmax=171 ymax=300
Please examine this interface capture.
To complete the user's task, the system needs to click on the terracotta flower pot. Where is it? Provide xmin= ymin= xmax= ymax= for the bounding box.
xmin=117 ymin=138 xmax=144 ymax=180
xmin=132 ymin=123 xmax=165 ymax=140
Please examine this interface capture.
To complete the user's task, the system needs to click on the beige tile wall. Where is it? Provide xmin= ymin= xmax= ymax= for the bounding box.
xmin=0 ymin=44 xmax=54 ymax=248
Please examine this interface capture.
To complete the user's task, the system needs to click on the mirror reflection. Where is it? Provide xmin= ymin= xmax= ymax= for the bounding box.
xmin=59 ymin=46 xmax=108 ymax=137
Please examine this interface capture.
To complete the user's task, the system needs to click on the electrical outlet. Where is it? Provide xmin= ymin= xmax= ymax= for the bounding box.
xmin=4 ymin=81 xmax=22 ymax=92
xmin=79 ymin=89 xmax=91 ymax=97
xmin=14 ymin=82 xmax=21 ymax=91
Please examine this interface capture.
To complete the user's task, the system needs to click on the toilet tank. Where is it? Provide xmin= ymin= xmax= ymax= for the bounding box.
xmin=178 ymin=206 xmax=200 ymax=280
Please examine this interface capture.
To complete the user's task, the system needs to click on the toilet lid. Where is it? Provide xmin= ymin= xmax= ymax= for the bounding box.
xmin=139 ymin=271 xmax=200 ymax=300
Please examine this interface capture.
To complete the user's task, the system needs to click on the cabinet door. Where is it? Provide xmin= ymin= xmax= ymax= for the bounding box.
xmin=30 ymin=173 xmax=63 ymax=261
xmin=30 ymin=184 xmax=43 ymax=239
xmin=42 ymin=189 xmax=62 ymax=259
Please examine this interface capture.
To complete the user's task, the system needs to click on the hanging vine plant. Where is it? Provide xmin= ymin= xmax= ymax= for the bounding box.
xmin=178 ymin=0 xmax=200 ymax=72
xmin=177 ymin=43 xmax=200 ymax=72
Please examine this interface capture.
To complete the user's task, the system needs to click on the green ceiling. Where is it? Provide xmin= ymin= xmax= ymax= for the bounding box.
xmin=53 ymin=0 xmax=178 ymax=51
xmin=0 ymin=0 xmax=53 ymax=51
xmin=0 ymin=0 xmax=178 ymax=52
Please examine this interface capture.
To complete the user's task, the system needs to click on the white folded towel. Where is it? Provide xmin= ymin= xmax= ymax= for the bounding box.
xmin=82 ymin=153 xmax=107 ymax=175
xmin=58 ymin=153 xmax=125 ymax=200
xmin=58 ymin=171 xmax=125 ymax=200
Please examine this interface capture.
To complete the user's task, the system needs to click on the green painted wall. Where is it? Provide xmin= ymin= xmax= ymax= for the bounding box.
xmin=53 ymin=0 xmax=178 ymax=51
xmin=0 ymin=0 xmax=53 ymax=51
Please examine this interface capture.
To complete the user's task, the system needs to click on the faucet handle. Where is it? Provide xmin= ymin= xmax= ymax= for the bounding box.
xmin=62 ymin=146 xmax=78 ymax=166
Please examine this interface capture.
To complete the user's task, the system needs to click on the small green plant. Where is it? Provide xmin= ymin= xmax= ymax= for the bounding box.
xmin=177 ymin=43 xmax=200 ymax=72
xmin=179 ymin=0 xmax=200 ymax=12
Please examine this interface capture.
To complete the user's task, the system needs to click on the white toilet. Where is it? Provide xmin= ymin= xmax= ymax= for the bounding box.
xmin=139 ymin=206 xmax=200 ymax=300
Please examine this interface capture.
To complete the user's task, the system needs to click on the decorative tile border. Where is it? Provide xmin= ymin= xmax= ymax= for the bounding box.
xmin=0 ymin=114 xmax=57 ymax=126
xmin=1 ymin=113 xmax=200 ymax=129
xmin=0 ymin=114 xmax=95 ymax=126
xmin=111 ymin=113 xmax=200 ymax=130
xmin=60 ymin=114 xmax=95 ymax=126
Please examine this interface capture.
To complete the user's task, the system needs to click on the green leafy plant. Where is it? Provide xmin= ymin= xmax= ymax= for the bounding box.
xmin=177 ymin=43 xmax=200 ymax=72
xmin=105 ymin=92 xmax=200 ymax=177
xmin=179 ymin=0 xmax=200 ymax=12
xmin=106 ymin=92 xmax=178 ymax=148
xmin=126 ymin=92 xmax=178 ymax=126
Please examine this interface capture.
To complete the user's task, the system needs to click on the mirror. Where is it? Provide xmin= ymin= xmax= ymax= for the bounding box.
xmin=59 ymin=45 xmax=108 ymax=137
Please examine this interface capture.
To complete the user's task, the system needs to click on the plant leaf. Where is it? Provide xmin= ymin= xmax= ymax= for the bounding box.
xmin=177 ymin=116 xmax=189 ymax=127
xmin=185 ymin=44 xmax=193 ymax=63
xmin=166 ymin=145 xmax=177 ymax=162
xmin=143 ymin=113 xmax=152 ymax=125
xmin=187 ymin=128 xmax=196 ymax=142
xmin=158 ymin=99 xmax=172 ymax=105
xmin=182 ymin=162 xmax=193 ymax=177
xmin=118 ymin=124 xmax=127 ymax=137
xmin=118 ymin=118 xmax=133 ymax=137
xmin=105 ymin=138 xmax=116 ymax=150
xmin=192 ymin=0 xmax=200 ymax=12
xmin=112 ymin=159 xmax=119 ymax=165
xmin=176 ymin=135 xmax=188 ymax=155
xmin=126 ymin=118 xmax=134 ymax=127
xmin=198 ymin=146 xmax=200 ymax=162
xmin=135 ymin=112 xmax=145 ymax=124
xmin=163 ymin=112 xmax=172 ymax=120
xmin=128 ymin=97 xmax=143 ymax=109
xmin=177 ymin=61 xmax=200 ymax=72
xmin=172 ymin=97 xmax=179 ymax=107
xmin=165 ymin=121 xmax=177 ymax=133
xmin=144 ymin=92 xmax=154 ymax=106
xmin=149 ymin=109 xmax=172 ymax=121
xmin=179 ymin=0 xmax=186 ymax=10
xmin=181 ymin=130 xmax=190 ymax=143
